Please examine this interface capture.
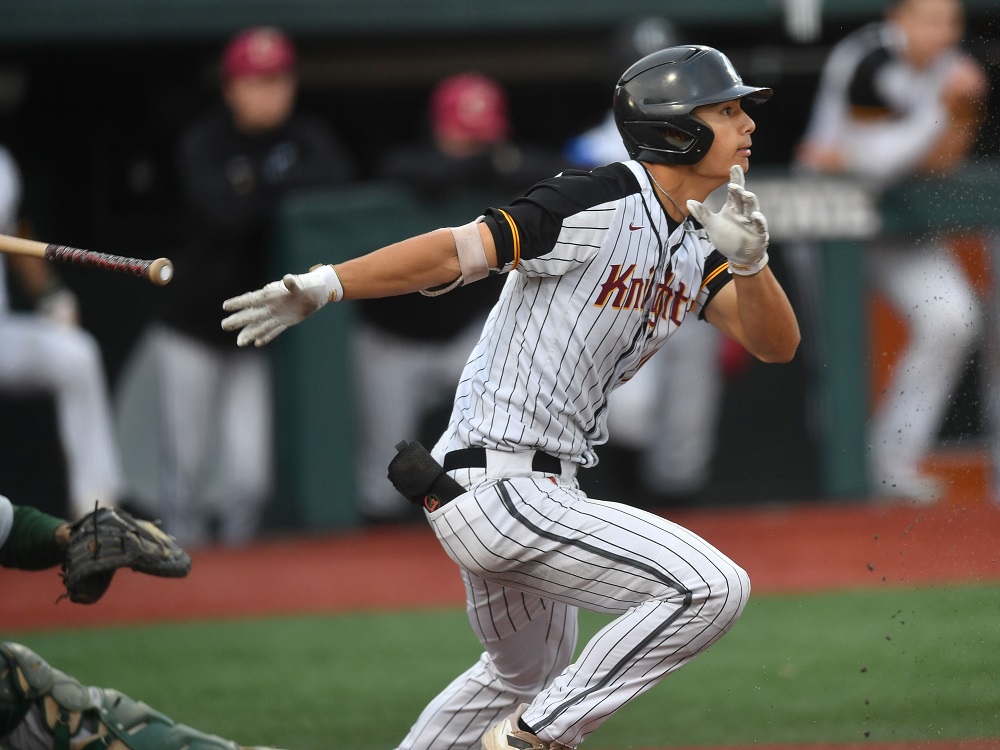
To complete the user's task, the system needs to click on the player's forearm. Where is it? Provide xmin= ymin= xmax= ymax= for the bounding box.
xmin=0 ymin=504 xmax=67 ymax=570
xmin=335 ymin=228 xmax=465 ymax=300
xmin=730 ymin=270 xmax=800 ymax=363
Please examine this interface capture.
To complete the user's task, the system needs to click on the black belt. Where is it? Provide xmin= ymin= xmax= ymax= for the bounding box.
xmin=443 ymin=447 xmax=562 ymax=475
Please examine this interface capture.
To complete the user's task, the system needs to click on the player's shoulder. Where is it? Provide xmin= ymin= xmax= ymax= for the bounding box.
xmin=825 ymin=21 xmax=893 ymax=78
xmin=528 ymin=161 xmax=641 ymax=206
xmin=177 ymin=109 xmax=230 ymax=153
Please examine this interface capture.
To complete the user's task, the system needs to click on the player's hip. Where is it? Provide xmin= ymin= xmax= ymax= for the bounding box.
xmin=426 ymin=476 xmax=748 ymax=613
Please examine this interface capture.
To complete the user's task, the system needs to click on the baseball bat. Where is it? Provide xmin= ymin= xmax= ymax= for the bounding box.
xmin=0 ymin=233 xmax=174 ymax=286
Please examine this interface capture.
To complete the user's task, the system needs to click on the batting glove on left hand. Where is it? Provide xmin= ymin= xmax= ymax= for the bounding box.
xmin=686 ymin=165 xmax=769 ymax=276
xmin=221 ymin=264 xmax=343 ymax=347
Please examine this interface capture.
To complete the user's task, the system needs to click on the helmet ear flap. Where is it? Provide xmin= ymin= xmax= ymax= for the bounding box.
xmin=619 ymin=116 xmax=714 ymax=166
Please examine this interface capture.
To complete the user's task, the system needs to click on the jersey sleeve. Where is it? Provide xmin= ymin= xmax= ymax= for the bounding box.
xmin=847 ymin=47 xmax=895 ymax=117
xmin=694 ymin=249 xmax=733 ymax=320
xmin=482 ymin=163 xmax=640 ymax=273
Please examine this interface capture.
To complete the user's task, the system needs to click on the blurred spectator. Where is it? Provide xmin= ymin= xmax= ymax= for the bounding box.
xmin=355 ymin=72 xmax=566 ymax=523
xmin=116 ymin=27 xmax=355 ymax=544
xmin=795 ymin=0 xmax=988 ymax=503
xmin=0 ymin=144 xmax=128 ymax=519
xmin=563 ymin=16 xmax=734 ymax=506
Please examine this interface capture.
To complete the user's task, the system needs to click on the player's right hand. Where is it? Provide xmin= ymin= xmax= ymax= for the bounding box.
xmin=221 ymin=265 xmax=340 ymax=347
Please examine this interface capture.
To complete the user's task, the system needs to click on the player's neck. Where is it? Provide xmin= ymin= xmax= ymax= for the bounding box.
xmin=642 ymin=162 xmax=692 ymax=223
xmin=642 ymin=163 xmax=712 ymax=222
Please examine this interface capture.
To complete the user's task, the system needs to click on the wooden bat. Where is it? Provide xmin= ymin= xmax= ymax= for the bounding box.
xmin=0 ymin=233 xmax=174 ymax=286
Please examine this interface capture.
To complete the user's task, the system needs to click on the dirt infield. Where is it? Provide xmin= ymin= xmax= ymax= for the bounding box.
xmin=4 ymin=498 xmax=998 ymax=632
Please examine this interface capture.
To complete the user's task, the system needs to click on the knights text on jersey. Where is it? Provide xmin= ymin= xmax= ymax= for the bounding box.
xmin=434 ymin=160 xmax=731 ymax=468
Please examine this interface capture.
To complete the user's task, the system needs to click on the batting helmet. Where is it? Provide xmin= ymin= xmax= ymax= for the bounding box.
xmin=613 ymin=45 xmax=772 ymax=165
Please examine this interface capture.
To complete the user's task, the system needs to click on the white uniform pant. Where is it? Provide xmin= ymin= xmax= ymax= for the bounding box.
xmin=868 ymin=242 xmax=980 ymax=488
xmin=352 ymin=319 xmax=484 ymax=520
xmin=119 ymin=325 xmax=273 ymax=545
xmin=398 ymin=457 xmax=750 ymax=750
xmin=0 ymin=313 xmax=125 ymax=517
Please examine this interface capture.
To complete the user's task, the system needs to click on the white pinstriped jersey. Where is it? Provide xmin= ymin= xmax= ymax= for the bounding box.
xmin=432 ymin=160 xmax=731 ymax=468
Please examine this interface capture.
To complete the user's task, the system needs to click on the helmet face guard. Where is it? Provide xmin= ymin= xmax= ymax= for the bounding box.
xmin=613 ymin=45 xmax=772 ymax=165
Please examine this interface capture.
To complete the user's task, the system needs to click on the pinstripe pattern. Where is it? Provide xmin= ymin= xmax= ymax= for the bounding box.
xmin=433 ymin=161 xmax=728 ymax=468
xmin=398 ymin=160 xmax=748 ymax=750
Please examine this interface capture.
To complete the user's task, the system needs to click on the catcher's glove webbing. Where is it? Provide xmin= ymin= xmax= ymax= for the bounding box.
xmin=61 ymin=507 xmax=192 ymax=604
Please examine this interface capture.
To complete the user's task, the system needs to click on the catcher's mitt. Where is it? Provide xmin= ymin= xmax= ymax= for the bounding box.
xmin=61 ymin=507 xmax=192 ymax=604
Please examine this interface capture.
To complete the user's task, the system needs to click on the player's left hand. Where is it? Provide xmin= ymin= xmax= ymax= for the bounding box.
xmin=686 ymin=165 xmax=769 ymax=276
xmin=221 ymin=265 xmax=341 ymax=347
xmin=62 ymin=506 xmax=191 ymax=604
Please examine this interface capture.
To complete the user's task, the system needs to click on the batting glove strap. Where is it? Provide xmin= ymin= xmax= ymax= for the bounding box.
xmin=727 ymin=250 xmax=769 ymax=277
xmin=307 ymin=263 xmax=346 ymax=303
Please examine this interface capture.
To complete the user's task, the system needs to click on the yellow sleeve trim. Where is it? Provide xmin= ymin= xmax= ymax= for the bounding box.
xmin=701 ymin=262 xmax=729 ymax=291
xmin=497 ymin=209 xmax=521 ymax=269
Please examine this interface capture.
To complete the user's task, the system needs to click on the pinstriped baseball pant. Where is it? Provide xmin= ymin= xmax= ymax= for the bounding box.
xmin=396 ymin=464 xmax=750 ymax=749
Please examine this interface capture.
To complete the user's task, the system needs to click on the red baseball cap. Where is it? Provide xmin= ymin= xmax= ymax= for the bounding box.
xmin=222 ymin=27 xmax=297 ymax=81
xmin=431 ymin=73 xmax=510 ymax=143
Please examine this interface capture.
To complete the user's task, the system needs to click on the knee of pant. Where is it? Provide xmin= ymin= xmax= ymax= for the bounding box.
xmin=689 ymin=561 xmax=751 ymax=625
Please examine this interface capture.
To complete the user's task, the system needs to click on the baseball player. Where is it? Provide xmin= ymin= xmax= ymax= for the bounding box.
xmin=795 ymin=0 xmax=988 ymax=503
xmin=222 ymin=45 xmax=799 ymax=750
xmin=0 ymin=492 xmax=275 ymax=750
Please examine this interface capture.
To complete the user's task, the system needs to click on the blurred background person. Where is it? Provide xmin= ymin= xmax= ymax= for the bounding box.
xmin=563 ymin=16 xmax=735 ymax=507
xmin=0 ymin=144 xmax=128 ymax=519
xmin=795 ymin=0 xmax=988 ymax=503
xmin=354 ymin=72 xmax=566 ymax=523
xmin=116 ymin=27 xmax=356 ymax=544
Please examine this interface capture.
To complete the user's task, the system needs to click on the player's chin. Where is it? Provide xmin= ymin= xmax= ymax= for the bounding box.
xmin=734 ymin=151 xmax=751 ymax=171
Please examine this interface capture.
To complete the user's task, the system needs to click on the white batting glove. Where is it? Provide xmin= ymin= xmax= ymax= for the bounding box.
xmin=221 ymin=264 xmax=344 ymax=347
xmin=686 ymin=165 xmax=769 ymax=276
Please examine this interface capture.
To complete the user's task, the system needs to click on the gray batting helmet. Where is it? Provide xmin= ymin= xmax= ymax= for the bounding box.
xmin=613 ymin=45 xmax=772 ymax=165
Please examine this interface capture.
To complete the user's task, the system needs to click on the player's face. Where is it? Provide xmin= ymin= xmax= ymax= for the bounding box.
xmin=892 ymin=0 xmax=964 ymax=69
xmin=224 ymin=72 xmax=298 ymax=133
xmin=690 ymin=98 xmax=756 ymax=183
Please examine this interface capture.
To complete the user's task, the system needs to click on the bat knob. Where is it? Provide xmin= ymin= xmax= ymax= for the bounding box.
xmin=150 ymin=258 xmax=174 ymax=286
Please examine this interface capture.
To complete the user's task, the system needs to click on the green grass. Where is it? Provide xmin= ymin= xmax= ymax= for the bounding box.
xmin=4 ymin=584 xmax=998 ymax=749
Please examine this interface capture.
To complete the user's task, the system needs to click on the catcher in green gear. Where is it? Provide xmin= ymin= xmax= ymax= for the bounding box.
xmin=0 ymin=641 xmax=282 ymax=750
xmin=0 ymin=494 xmax=279 ymax=750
